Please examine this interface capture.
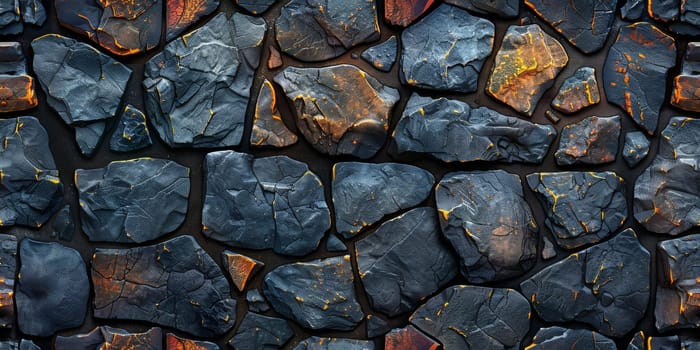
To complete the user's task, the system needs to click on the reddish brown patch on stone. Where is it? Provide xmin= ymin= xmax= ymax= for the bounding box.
xmin=384 ymin=0 xmax=435 ymax=27
xmin=0 ymin=75 xmax=37 ymax=112
xmin=385 ymin=326 xmax=441 ymax=350
xmin=268 ymin=45 xmax=283 ymax=70
xmin=222 ymin=251 xmax=264 ymax=292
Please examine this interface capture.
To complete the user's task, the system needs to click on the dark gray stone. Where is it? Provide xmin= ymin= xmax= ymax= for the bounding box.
xmin=554 ymin=115 xmax=621 ymax=166
xmin=626 ymin=331 xmax=696 ymax=350
xmin=0 ymin=341 xmax=17 ymax=350
xmin=20 ymin=0 xmax=46 ymax=25
xmin=656 ymin=234 xmax=700 ymax=331
xmin=202 ymin=151 xmax=330 ymax=256
xmin=75 ymin=158 xmax=190 ymax=243
xmin=235 ymin=0 xmax=276 ymax=14
xmin=51 ymin=204 xmax=74 ymax=241
xmin=166 ymin=333 xmax=219 ymax=350
xmin=263 ymin=255 xmax=364 ymax=331
xmin=623 ymin=131 xmax=650 ymax=168
xmin=443 ymin=0 xmax=519 ymax=17
xmin=648 ymin=0 xmax=700 ymax=35
xmin=110 ymin=104 xmax=152 ymax=153
xmin=144 ymin=13 xmax=265 ymax=148
xmin=0 ymin=234 xmax=15 ymax=328
xmin=74 ymin=121 xmax=106 ymax=157
xmin=229 ymin=312 xmax=294 ymax=350
xmin=436 ymin=170 xmax=538 ymax=283
xmin=325 ymin=234 xmax=347 ymax=252
xmin=0 ymin=0 xmax=45 ymax=34
xmin=55 ymin=327 xmax=104 ymax=350
xmin=246 ymin=290 xmax=270 ymax=313
xmin=250 ymin=78 xmax=297 ymax=148
xmin=400 ymin=4 xmax=494 ymax=92
xmin=542 ymin=236 xmax=556 ymax=260
xmin=332 ymin=162 xmax=434 ymax=238
xmin=361 ymin=36 xmax=397 ymax=73
xmin=56 ymin=326 xmax=162 ymax=350
xmin=621 ymin=0 xmax=647 ymax=20
xmin=18 ymin=340 xmax=38 ymax=350
xmin=524 ymin=327 xmax=616 ymax=349
xmin=552 ymin=67 xmax=601 ymax=114
xmin=366 ymin=315 xmax=390 ymax=338
xmin=292 ymin=337 xmax=374 ymax=350
xmin=91 ymin=235 xmax=236 ymax=337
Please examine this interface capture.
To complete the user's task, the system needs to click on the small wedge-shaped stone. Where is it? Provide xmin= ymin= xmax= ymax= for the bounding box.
xmin=17 ymin=239 xmax=88 ymax=336
xmin=274 ymin=65 xmax=399 ymax=159
xmin=275 ymin=0 xmax=380 ymax=62
xmin=623 ymin=131 xmax=650 ymax=168
xmin=525 ymin=0 xmax=617 ymax=54
xmin=634 ymin=117 xmax=700 ymax=235
xmin=326 ymin=234 xmax=346 ymax=252
xmin=552 ymin=67 xmax=601 ymax=114
xmin=394 ymin=93 xmax=556 ymax=163
xmin=167 ymin=333 xmax=218 ymax=350
xmin=443 ymin=0 xmax=519 ymax=17
xmin=293 ymin=337 xmax=374 ymax=350
xmin=263 ymin=255 xmax=364 ymax=331
xmin=246 ymin=290 xmax=270 ymax=313
xmin=92 ymin=235 xmax=236 ymax=337
xmin=672 ymin=42 xmax=700 ymax=112
xmin=487 ymin=24 xmax=568 ymax=116
xmin=521 ymin=229 xmax=650 ymax=337
xmin=165 ymin=0 xmax=219 ymax=41
xmin=603 ymin=23 xmax=676 ymax=134
xmin=384 ymin=0 xmax=434 ymax=26
xmin=0 ymin=42 xmax=37 ymax=112
xmin=0 ymin=117 xmax=63 ymax=228
xmin=332 ymin=162 xmax=434 ymax=238
xmin=385 ymin=326 xmax=440 ymax=350
xmin=0 ymin=235 xmax=15 ymax=328
xmin=144 ymin=13 xmax=265 ymax=148
xmin=555 ymin=115 xmax=621 ymax=166
xmin=56 ymin=326 xmax=163 ymax=350
xmin=74 ymin=121 xmax=107 ymax=158
xmin=524 ymin=327 xmax=616 ymax=350
xmin=250 ymin=78 xmax=297 ymax=148
xmin=361 ymin=36 xmax=397 ymax=72
xmin=235 ymin=0 xmax=276 ymax=14
xmin=410 ymin=285 xmax=530 ymax=350
xmin=656 ymin=234 xmax=700 ymax=331
xmin=110 ymin=104 xmax=152 ymax=153
xmin=356 ymin=207 xmax=458 ymax=316
xmin=203 ymin=151 xmax=330 ymax=256
xmin=221 ymin=250 xmax=263 ymax=292
xmin=400 ymin=4 xmax=494 ymax=93
xmin=229 ymin=312 xmax=294 ymax=350
xmin=527 ymin=172 xmax=627 ymax=249
xmin=76 ymin=158 xmax=190 ymax=243
xmin=436 ymin=170 xmax=538 ymax=283
xmin=32 ymin=34 xmax=132 ymax=125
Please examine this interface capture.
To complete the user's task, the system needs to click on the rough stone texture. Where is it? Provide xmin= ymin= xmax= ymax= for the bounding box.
xmin=554 ymin=115 xmax=621 ymax=166
xmin=521 ymin=229 xmax=650 ymax=337
xmin=525 ymin=0 xmax=617 ymax=54
xmin=400 ymin=4 xmax=494 ymax=93
xmin=325 ymin=234 xmax=346 ymax=252
xmin=55 ymin=0 xmax=162 ymax=55
xmin=656 ymin=234 xmax=700 ymax=331
xmin=394 ymin=93 xmax=557 ymax=164
xmin=274 ymin=65 xmax=399 ymax=159
xmin=251 ymin=78 xmax=297 ymax=148
xmin=627 ymin=332 xmax=700 ymax=350
xmin=623 ymin=131 xmax=650 ymax=168
xmin=524 ymin=327 xmax=616 ymax=349
xmin=109 ymin=104 xmax=152 ymax=153
xmin=263 ymin=255 xmax=364 ymax=331
xmin=486 ymin=24 xmax=568 ymax=117
xmin=384 ymin=326 xmax=440 ymax=350
xmin=443 ymin=0 xmax=519 ymax=17
xmin=275 ymin=0 xmax=380 ymax=62
xmin=410 ymin=285 xmax=530 ymax=349
xmin=0 ymin=0 xmax=45 ymax=34
xmin=91 ymin=235 xmax=236 ymax=337
xmin=20 ymin=0 xmax=47 ymax=25
xmin=361 ymin=36 xmax=397 ymax=73
xmin=542 ymin=236 xmax=556 ymax=260
xmin=366 ymin=315 xmax=390 ymax=338
xmin=0 ymin=235 xmax=15 ymax=328
xmin=0 ymin=116 xmax=63 ymax=228
xmin=0 ymin=42 xmax=37 ymax=112
xmin=246 ymin=290 xmax=270 ymax=313
xmin=75 ymin=158 xmax=190 ymax=243
xmin=165 ymin=0 xmax=219 ymax=41
xmin=603 ymin=22 xmax=676 ymax=134
xmin=268 ymin=45 xmax=283 ymax=69
xmin=332 ymin=162 xmax=434 ymax=238
xmin=436 ymin=170 xmax=538 ymax=283
xmin=235 ymin=0 xmax=276 ymax=14
xmin=56 ymin=326 xmax=163 ymax=350
xmin=527 ymin=171 xmax=627 ymax=249
xmin=16 ymin=239 xmax=88 ymax=336
xmin=74 ymin=121 xmax=107 ymax=157
xmin=634 ymin=117 xmax=700 ymax=235
xmin=55 ymin=327 xmax=104 ymax=350
xmin=672 ymin=42 xmax=700 ymax=112
xmin=202 ymin=151 xmax=330 ymax=256
xmin=292 ymin=337 xmax=374 ymax=350
xmin=51 ymin=204 xmax=74 ymax=241
xmin=144 ymin=13 xmax=265 ymax=148
xmin=384 ymin=0 xmax=434 ymax=27
xmin=648 ymin=0 xmax=700 ymax=35
xmin=229 ymin=312 xmax=294 ymax=350
xmin=221 ymin=250 xmax=263 ymax=292
xmin=166 ymin=333 xmax=219 ymax=350
xmin=621 ymin=0 xmax=646 ymax=20
xmin=552 ymin=67 xmax=601 ymax=114
xmin=356 ymin=207 xmax=458 ymax=316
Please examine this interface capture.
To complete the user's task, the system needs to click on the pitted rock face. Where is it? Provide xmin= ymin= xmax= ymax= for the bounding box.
xmin=361 ymin=36 xmax=398 ymax=73
xmin=623 ymin=131 xmax=651 ymax=168
xmin=202 ymin=151 xmax=330 ymax=256
xmin=486 ymin=24 xmax=568 ymax=116
xmin=144 ymin=12 xmax=265 ymax=148
xmin=384 ymin=0 xmax=434 ymax=27
xmin=524 ymin=326 xmax=616 ymax=349
xmin=655 ymin=234 xmax=700 ymax=331
xmin=603 ymin=22 xmax=676 ymax=134
xmin=672 ymin=42 xmax=700 ymax=112
xmin=527 ymin=171 xmax=627 ymax=249
xmin=385 ymin=326 xmax=440 ymax=350
xmin=554 ymin=115 xmax=621 ymax=166
xmin=250 ymin=78 xmax=297 ymax=148
xmin=436 ymin=170 xmax=538 ymax=283
xmin=292 ymin=337 xmax=374 ymax=350
xmin=229 ymin=312 xmax=293 ymax=350
xmin=0 ymin=42 xmax=37 ymax=112
xmin=91 ymin=235 xmax=236 ymax=337
xmin=443 ymin=0 xmax=519 ymax=17
xmin=165 ymin=0 xmax=219 ymax=41
xmin=400 ymin=4 xmax=494 ymax=93
xmin=263 ymin=256 xmax=364 ymax=331
xmin=109 ymin=104 xmax=152 ymax=153
xmin=552 ymin=67 xmax=601 ymax=114
xmin=393 ymin=93 xmax=557 ymax=163
xmin=521 ymin=229 xmax=650 ymax=337
xmin=0 ymin=235 xmax=15 ymax=328
xmin=167 ymin=333 xmax=219 ymax=350
xmin=410 ymin=285 xmax=531 ymax=349
xmin=274 ymin=65 xmax=400 ymax=159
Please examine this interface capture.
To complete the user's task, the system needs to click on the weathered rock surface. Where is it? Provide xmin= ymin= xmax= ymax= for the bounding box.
xmin=656 ymin=234 xmax=700 ymax=331
xmin=221 ymin=250 xmax=263 ymax=292
xmin=552 ymin=67 xmax=601 ymax=114
xmin=56 ymin=326 xmax=163 ymax=350
xmin=165 ymin=0 xmax=219 ymax=41
xmin=235 ymin=0 xmax=276 ymax=14
xmin=542 ymin=236 xmax=557 ymax=260
xmin=251 ymin=78 xmax=297 ymax=148
xmin=385 ymin=326 xmax=440 ymax=350
xmin=166 ymin=333 xmax=219 ymax=350
xmin=524 ymin=327 xmax=616 ymax=349
xmin=366 ymin=315 xmax=390 ymax=338
xmin=0 ymin=0 xmax=45 ymax=34
xmin=361 ymin=36 xmax=397 ymax=73
xmin=74 ymin=121 xmax=107 ymax=157
xmin=51 ymin=204 xmax=74 ymax=241
xmin=648 ymin=0 xmax=700 ymax=35
xmin=109 ymin=104 xmax=152 ymax=153
xmin=623 ymin=131 xmax=650 ymax=168
xmin=292 ymin=337 xmax=374 ymax=350
xmin=384 ymin=0 xmax=434 ymax=26
xmin=55 ymin=327 xmax=104 ymax=350
xmin=229 ymin=312 xmax=294 ymax=350
xmin=443 ymin=0 xmax=519 ymax=17
xmin=325 ymin=234 xmax=347 ymax=252
xmin=0 ymin=235 xmax=15 ymax=328
xmin=672 ymin=42 xmax=700 ymax=112
xmin=621 ymin=0 xmax=646 ymax=20
xmin=246 ymin=290 xmax=270 ymax=313
xmin=0 ymin=42 xmax=37 ymax=112
xmin=555 ymin=115 xmax=621 ymax=166
xmin=627 ymin=331 xmax=700 ymax=350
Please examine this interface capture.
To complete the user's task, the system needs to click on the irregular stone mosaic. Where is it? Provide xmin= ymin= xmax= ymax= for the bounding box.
xmin=361 ymin=36 xmax=397 ymax=73
xmin=647 ymin=0 xmax=700 ymax=35
xmin=165 ymin=0 xmax=219 ymax=41
xmin=672 ymin=42 xmax=700 ymax=112
xmin=524 ymin=326 xmax=616 ymax=349
xmin=384 ymin=0 xmax=434 ymax=27
xmin=627 ymin=331 xmax=700 ymax=350
xmin=552 ymin=67 xmax=601 ymax=114
xmin=0 ymin=235 xmax=15 ymax=328
xmin=109 ymin=104 xmax=152 ymax=153
xmin=656 ymin=234 xmax=700 ymax=331
xmin=0 ymin=42 xmax=36 ymax=112
xmin=0 ymin=0 xmax=45 ymax=34
xmin=250 ymin=78 xmax=297 ymax=148
xmin=221 ymin=250 xmax=263 ymax=292
xmin=167 ymin=333 xmax=219 ymax=350
xmin=554 ymin=115 xmax=621 ymax=166
xmin=229 ymin=312 xmax=293 ymax=350
xmin=292 ymin=337 xmax=374 ymax=350
xmin=443 ymin=0 xmax=519 ymax=17
xmin=56 ymin=326 xmax=164 ymax=350
xmin=384 ymin=326 xmax=440 ymax=350
xmin=623 ymin=131 xmax=650 ymax=168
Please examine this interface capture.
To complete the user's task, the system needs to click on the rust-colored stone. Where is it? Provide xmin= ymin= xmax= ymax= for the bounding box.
xmin=166 ymin=333 xmax=218 ymax=350
xmin=384 ymin=0 xmax=435 ymax=27
xmin=267 ymin=45 xmax=283 ymax=70
xmin=385 ymin=326 xmax=441 ymax=350
xmin=166 ymin=0 xmax=219 ymax=41
xmin=0 ymin=42 xmax=36 ymax=113
xmin=672 ymin=42 xmax=700 ymax=112
xmin=222 ymin=251 xmax=264 ymax=292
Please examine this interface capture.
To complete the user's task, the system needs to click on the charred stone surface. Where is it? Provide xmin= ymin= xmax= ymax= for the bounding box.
xmin=552 ymin=67 xmax=601 ymax=114
xmin=672 ymin=42 xmax=700 ymax=112
xmin=603 ymin=22 xmax=676 ymax=134
xmin=246 ymin=290 xmax=270 ymax=313
xmin=400 ymin=4 xmax=494 ymax=93
xmin=221 ymin=250 xmax=264 ymax=292
xmin=361 ymin=36 xmax=397 ymax=73
xmin=292 ymin=337 xmax=374 ymax=350
xmin=384 ymin=326 xmax=440 ymax=350
xmin=0 ymin=0 xmax=45 ymax=34
xmin=384 ymin=0 xmax=434 ymax=27
xmin=91 ymin=235 xmax=237 ymax=337
xmin=332 ymin=162 xmax=434 ymax=238
xmin=165 ymin=0 xmax=219 ymax=41
xmin=528 ymin=171 xmax=626 ymax=249
xmin=410 ymin=285 xmax=530 ymax=349
xmin=356 ymin=207 xmax=458 ymax=317
xmin=623 ymin=131 xmax=650 ymax=168
xmin=656 ymin=234 xmax=700 ymax=331
xmin=235 ymin=0 xmax=276 ymax=14
xmin=263 ymin=255 xmax=364 ymax=331
xmin=393 ymin=93 xmax=556 ymax=164
xmin=250 ymin=78 xmax=297 ymax=148
xmin=202 ymin=151 xmax=330 ymax=256
xmin=109 ymin=104 xmax=152 ymax=153
xmin=443 ymin=0 xmax=519 ymax=17
xmin=0 ymin=42 xmax=36 ymax=112
xmin=524 ymin=0 xmax=617 ymax=54
xmin=325 ymin=234 xmax=347 ymax=252
xmin=486 ymin=24 xmax=568 ymax=116
xmin=74 ymin=121 xmax=107 ymax=157
xmin=166 ymin=333 xmax=219 ymax=350
xmin=634 ymin=117 xmax=700 ymax=235
xmin=0 ymin=116 xmax=63 ymax=228
xmin=56 ymin=326 xmax=163 ymax=350
xmin=524 ymin=326 xmax=616 ymax=349
xmin=0 ymin=235 xmax=15 ymax=328
xmin=274 ymin=65 xmax=399 ymax=159
xmin=75 ymin=158 xmax=190 ymax=243
xmin=275 ymin=0 xmax=380 ymax=62
xmin=229 ymin=312 xmax=294 ymax=350
xmin=16 ymin=239 xmax=88 ymax=336
xmin=436 ymin=170 xmax=538 ymax=283
xmin=554 ymin=115 xmax=621 ymax=166
xmin=144 ymin=13 xmax=265 ymax=148
xmin=521 ymin=229 xmax=650 ymax=337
